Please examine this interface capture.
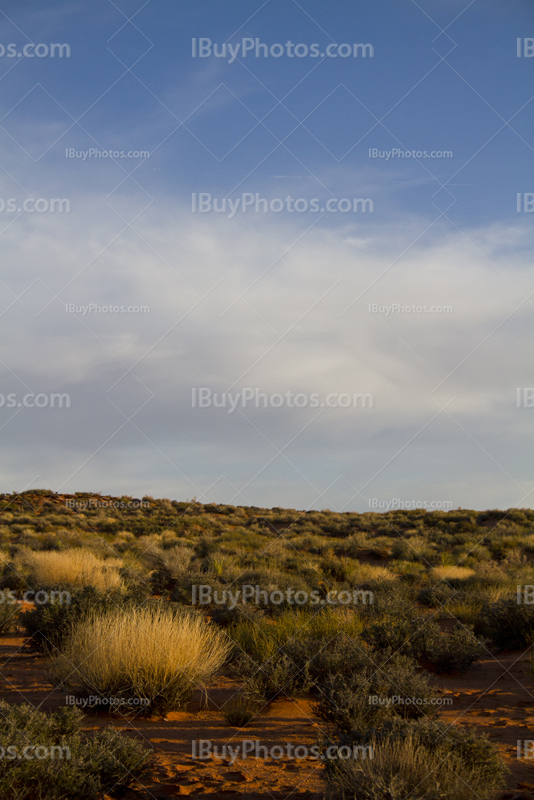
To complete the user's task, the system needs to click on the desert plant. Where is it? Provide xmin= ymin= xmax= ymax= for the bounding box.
xmin=361 ymin=613 xmax=438 ymax=658
xmin=323 ymin=722 xmax=507 ymax=800
xmin=0 ymin=701 xmax=154 ymax=800
xmin=49 ymin=605 xmax=232 ymax=715
xmin=0 ymin=597 xmax=20 ymax=634
xmin=222 ymin=695 xmax=259 ymax=727
xmin=424 ymin=624 xmax=485 ymax=672
xmin=475 ymin=595 xmax=534 ymax=649
xmin=315 ymin=652 xmax=440 ymax=733
xmin=21 ymin=548 xmax=123 ymax=592
xmin=22 ymin=586 xmax=147 ymax=654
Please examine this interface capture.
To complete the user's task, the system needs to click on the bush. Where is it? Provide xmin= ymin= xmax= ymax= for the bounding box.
xmin=475 ymin=595 xmax=534 ymax=649
xmin=49 ymin=605 xmax=232 ymax=715
xmin=361 ymin=613 xmax=438 ymax=658
xmin=222 ymin=696 xmax=259 ymax=727
xmin=324 ymin=721 xmax=507 ymax=800
xmin=0 ymin=598 xmax=20 ymax=634
xmin=232 ymin=610 xmax=365 ymax=703
xmin=315 ymin=652 xmax=440 ymax=733
xmin=0 ymin=701 xmax=153 ymax=800
xmin=325 ymin=718 xmax=509 ymax=800
xmin=235 ymin=652 xmax=310 ymax=704
xmin=424 ymin=624 xmax=485 ymax=672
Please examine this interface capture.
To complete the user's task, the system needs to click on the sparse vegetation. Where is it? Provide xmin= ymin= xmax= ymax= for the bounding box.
xmin=0 ymin=701 xmax=153 ymax=800
xmin=0 ymin=492 xmax=528 ymax=798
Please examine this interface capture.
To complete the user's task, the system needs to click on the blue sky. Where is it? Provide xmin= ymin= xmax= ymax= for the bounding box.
xmin=0 ymin=0 xmax=533 ymax=511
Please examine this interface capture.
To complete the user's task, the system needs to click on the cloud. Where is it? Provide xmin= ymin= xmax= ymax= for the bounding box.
xmin=0 ymin=196 xmax=532 ymax=509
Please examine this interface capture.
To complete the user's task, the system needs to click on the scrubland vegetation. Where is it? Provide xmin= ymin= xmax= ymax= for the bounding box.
xmin=1 ymin=490 xmax=533 ymax=798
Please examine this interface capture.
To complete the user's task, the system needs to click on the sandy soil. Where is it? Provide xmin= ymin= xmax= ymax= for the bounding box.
xmin=1 ymin=621 xmax=534 ymax=799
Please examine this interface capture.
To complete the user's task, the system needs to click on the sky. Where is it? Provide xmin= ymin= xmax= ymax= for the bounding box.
xmin=0 ymin=0 xmax=533 ymax=511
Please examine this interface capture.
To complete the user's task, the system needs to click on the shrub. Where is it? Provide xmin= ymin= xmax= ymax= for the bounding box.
xmin=0 ymin=596 xmax=20 ymax=634
xmin=49 ymin=605 xmax=232 ymax=715
xmin=235 ymin=652 xmax=310 ymax=704
xmin=361 ymin=613 xmax=438 ymax=658
xmin=475 ymin=595 xmax=534 ymax=649
xmin=222 ymin=696 xmax=259 ymax=727
xmin=324 ymin=721 xmax=507 ymax=800
xmin=424 ymin=624 xmax=485 ymax=672
xmin=0 ymin=701 xmax=153 ymax=800
xmin=21 ymin=548 xmax=123 ymax=592
xmin=232 ymin=608 xmax=364 ymax=703
xmin=315 ymin=652 xmax=440 ymax=733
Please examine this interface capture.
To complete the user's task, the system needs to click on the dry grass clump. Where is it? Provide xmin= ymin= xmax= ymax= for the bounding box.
xmin=348 ymin=562 xmax=396 ymax=582
xmin=429 ymin=566 xmax=475 ymax=581
xmin=22 ymin=548 xmax=124 ymax=591
xmin=49 ymin=605 xmax=232 ymax=714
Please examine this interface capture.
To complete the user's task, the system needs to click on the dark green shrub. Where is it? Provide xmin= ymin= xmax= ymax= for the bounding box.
xmin=418 ymin=584 xmax=455 ymax=608
xmin=361 ymin=614 xmax=439 ymax=658
xmin=475 ymin=596 xmax=534 ymax=649
xmin=222 ymin=696 xmax=259 ymax=727
xmin=0 ymin=701 xmax=154 ymax=800
xmin=315 ymin=652 xmax=440 ymax=733
xmin=0 ymin=596 xmax=20 ymax=634
xmin=424 ymin=624 xmax=485 ymax=672
xmin=323 ymin=719 xmax=508 ymax=800
xmin=236 ymin=652 xmax=312 ymax=703
xmin=325 ymin=718 xmax=509 ymax=798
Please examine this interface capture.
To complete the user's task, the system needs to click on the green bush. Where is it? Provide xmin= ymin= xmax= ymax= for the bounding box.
xmin=315 ymin=652 xmax=440 ymax=733
xmin=324 ymin=718 xmax=509 ymax=800
xmin=475 ymin=595 xmax=534 ymax=649
xmin=324 ymin=724 xmax=507 ymax=800
xmin=424 ymin=624 xmax=485 ymax=672
xmin=0 ymin=701 xmax=154 ymax=800
xmin=222 ymin=696 xmax=259 ymax=727
xmin=0 ymin=597 xmax=20 ymax=634
xmin=361 ymin=613 xmax=438 ymax=658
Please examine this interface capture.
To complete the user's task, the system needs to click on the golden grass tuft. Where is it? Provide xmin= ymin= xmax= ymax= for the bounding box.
xmin=22 ymin=548 xmax=124 ymax=591
xmin=429 ymin=566 xmax=475 ymax=581
xmin=49 ymin=605 xmax=232 ymax=714
xmin=349 ymin=562 xmax=396 ymax=582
